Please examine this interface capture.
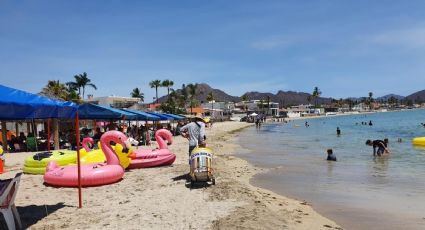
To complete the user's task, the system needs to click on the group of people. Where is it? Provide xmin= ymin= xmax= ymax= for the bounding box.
xmin=356 ymin=120 xmax=373 ymax=126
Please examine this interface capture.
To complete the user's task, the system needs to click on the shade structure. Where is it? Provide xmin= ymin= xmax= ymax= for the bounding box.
xmin=78 ymin=103 xmax=137 ymax=120
xmin=163 ymin=113 xmax=185 ymax=120
xmin=0 ymin=84 xmax=78 ymax=120
xmin=0 ymin=84 xmax=82 ymax=208
xmin=121 ymin=109 xmax=160 ymax=121
xmin=145 ymin=112 xmax=173 ymax=121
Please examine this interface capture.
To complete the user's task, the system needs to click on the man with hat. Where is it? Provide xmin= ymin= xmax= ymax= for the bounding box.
xmin=180 ymin=114 xmax=207 ymax=158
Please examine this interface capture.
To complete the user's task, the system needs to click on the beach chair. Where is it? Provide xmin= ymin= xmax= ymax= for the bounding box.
xmin=26 ymin=137 xmax=37 ymax=151
xmin=0 ymin=173 xmax=22 ymax=230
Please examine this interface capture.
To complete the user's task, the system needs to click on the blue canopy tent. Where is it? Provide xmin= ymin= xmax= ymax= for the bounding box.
xmin=0 ymin=84 xmax=78 ymax=120
xmin=78 ymin=103 xmax=137 ymax=120
xmin=163 ymin=113 xmax=185 ymax=120
xmin=0 ymin=84 xmax=84 ymax=208
xmin=121 ymin=109 xmax=161 ymax=121
xmin=145 ymin=112 xmax=173 ymax=121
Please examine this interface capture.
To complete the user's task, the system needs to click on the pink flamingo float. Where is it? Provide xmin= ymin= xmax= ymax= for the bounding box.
xmin=82 ymin=137 xmax=94 ymax=152
xmin=128 ymin=129 xmax=176 ymax=169
xmin=44 ymin=131 xmax=129 ymax=187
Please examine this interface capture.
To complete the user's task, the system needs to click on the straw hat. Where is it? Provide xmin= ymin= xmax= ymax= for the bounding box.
xmin=194 ymin=113 xmax=206 ymax=123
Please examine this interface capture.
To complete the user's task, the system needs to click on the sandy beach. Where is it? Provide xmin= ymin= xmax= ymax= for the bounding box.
xmin=1 ymin=121 xmax=340 ymax=230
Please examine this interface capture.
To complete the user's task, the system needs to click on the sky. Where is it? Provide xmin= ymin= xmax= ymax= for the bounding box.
xmin=1 ymin=1 xmax=425 ymax=102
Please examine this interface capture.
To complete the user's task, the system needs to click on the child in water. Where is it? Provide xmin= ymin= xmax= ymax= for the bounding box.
xmin=326 ymin=149 xmax=337 ymax=161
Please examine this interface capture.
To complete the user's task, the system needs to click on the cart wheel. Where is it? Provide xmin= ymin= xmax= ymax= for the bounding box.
xmin=211 ymin=178 xmax=216 ymax=185
xmin=190 ymin=180 xmax=195 ymax=188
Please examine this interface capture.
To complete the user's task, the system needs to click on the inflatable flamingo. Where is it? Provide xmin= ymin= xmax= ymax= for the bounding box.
xmin=79 ymin=136 xmax=131 ymax=168
xmin=44 ymin=131 xmax=129 ymax=187
xmin=128 ymin=129 xmax=176 ymax=169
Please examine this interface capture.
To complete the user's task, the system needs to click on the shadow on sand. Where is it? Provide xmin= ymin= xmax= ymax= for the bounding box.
xmin=172 ymin=173 xmax=213 ymax=190
xmin=17 ymin=202 xmax=70 ymax=229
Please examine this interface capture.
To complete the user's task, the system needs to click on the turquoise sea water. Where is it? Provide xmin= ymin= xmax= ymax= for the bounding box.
xmin=236 ymin=109 xmax=425 ymax=230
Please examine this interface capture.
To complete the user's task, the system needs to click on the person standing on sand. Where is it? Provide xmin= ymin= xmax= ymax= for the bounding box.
xmin=180 ymin=114 xmax=206 ymax=157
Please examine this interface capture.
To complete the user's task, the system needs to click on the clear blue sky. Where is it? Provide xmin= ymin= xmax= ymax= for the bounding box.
xmin=1 ymin=1 xmax=425 ymax=102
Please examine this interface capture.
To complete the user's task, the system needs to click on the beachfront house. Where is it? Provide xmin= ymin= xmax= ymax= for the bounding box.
xmin=201 ymin=101 xmax=234 ymax=120
xmin=287 ymin=104 xmax=321 ymax=117
xmin=234 ymin=100 xmax=279 ymax=116
xmin=85 ymin=95 xmax=141 ymax=109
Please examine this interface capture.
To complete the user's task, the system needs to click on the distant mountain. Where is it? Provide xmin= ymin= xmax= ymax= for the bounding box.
xmin=377 ymin=94 xmax=405 ymax=101
xmin=243 ymin=90 xmax=332 ymax=106
xmin=406 ymin=90 xmax=425 ymax=102
xmin=157 ymin=83 xmax=332 ymax=106
xmin=157 ymin=83 xmax=239 ymax=103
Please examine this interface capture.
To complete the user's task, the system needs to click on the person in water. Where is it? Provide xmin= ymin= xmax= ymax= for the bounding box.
xmin=365 ymin=139 xmax=389 ymax=156
xmin=180 ymin=114 xmax=206 ymax=158
xmin=326 ymin=149 xmax=337 ymax=161
xmin=336 ymin=127 xmax=341 ymax=136
xmin=369 ymin=120 xmax=373 ymax=126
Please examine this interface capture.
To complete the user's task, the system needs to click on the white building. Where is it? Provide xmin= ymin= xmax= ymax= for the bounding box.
xmin=85 ymin=95 xmax=141 ymax=108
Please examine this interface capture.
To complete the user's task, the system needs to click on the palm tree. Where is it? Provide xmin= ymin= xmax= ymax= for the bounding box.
xmin=241 ymin=94 xmax=249 ymax=114
xmin=161 ymin=79 xmax=174 ymax=97
xmin=131 ymin=88 xmax=144 ymax=102
xmin=368 ymin=92 xmax=373 ymax=110
xmin=187 ymin=83 xmax=199 ymax=114
xmin=312 ymin=87 xmax=322 ymax=108
xmin=266 ymin=96 xmax=271 ymax=116
xmin=149 ymin=79 xmax=162 ymax=103
xmin=67 ymin=72 xmax=97 ymax=99
xmin=40 ymin=80 xmax=69 ymax=100
xmin=206 ymin=91 xmax=215 ymax=118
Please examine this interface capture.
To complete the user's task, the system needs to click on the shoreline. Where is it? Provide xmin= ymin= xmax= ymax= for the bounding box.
xmin=0 ymin=121 xmax=340 ymax=229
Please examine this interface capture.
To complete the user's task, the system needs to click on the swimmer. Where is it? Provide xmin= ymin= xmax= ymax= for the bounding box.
xmin=336 ymin=127 xmax=341 ymax=136
xmin=369 ymin=120 xmax=373 ymax=126
xmin=326 ymin=149 xmax=337 ymax=161
xmin=397 ymin=138 xmax=402 ymax=143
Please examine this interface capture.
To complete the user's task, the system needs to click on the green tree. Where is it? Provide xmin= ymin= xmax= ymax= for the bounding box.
xmin=40 ymin=80 xmax=68 ymax=100
xmin=266 ymin=96 xmax=271 ymax=116
xmin=187 ymin=83 xmax=199 ymax=114
xmin=206 ymin=91 xmax=215 ymax=117
xmin=312 ymin=87 xmax=321 ymax=108
xmin=161 ymin=79 xmax=174 ymax=97
xmin=149 ymin=79 xmax=162 ymax=103
xmin=368 ymin=92 xmax=373 ymax=110
xmin=66 ymin=72 xmax=97 ymax=99
xmin=130 ymin=88 xmax=144 ymax=102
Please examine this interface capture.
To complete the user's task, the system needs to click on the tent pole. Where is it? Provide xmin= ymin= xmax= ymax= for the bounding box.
xmin=53 ymin=119 xmax=59 ymax=150
xmin=75 ymin=112 xmax=82 ymax=208
xmin=47 ymin=119 xmax=51 ymax=151
xmin=32 ymin=119 xmax=38 ymax=151
xmin=1 ymin=121 xmax=7 ymax=152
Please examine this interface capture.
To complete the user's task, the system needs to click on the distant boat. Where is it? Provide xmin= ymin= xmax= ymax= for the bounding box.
xmin=326 ymin=112 xmax=337 ymax=116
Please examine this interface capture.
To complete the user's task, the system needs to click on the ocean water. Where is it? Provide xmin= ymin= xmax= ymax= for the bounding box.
xmin=236 ymin=109 xmax=425 ymax=230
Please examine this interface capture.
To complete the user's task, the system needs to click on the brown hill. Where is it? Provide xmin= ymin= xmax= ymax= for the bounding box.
xmin=158 ymin=83 xmax=332 ymax=106
xmin=405 ymin=89 xmax=425 ymax=103
xmin=242 ymin=90 xmax=332 ymax=106
xmin=157 ymin=83 xmax=239 ymax=103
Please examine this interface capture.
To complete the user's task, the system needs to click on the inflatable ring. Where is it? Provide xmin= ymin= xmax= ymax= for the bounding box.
xmin=23 ymin=150 xmax=77 ymax=174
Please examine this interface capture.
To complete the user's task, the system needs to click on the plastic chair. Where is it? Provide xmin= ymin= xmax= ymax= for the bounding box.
xmin=0 ymin=173 xmax=22 ymax=230
xmin=26 ymin=137 xmax=37 ymax=152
